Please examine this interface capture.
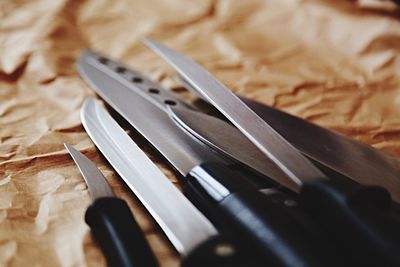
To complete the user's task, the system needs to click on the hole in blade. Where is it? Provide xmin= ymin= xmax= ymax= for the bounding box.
xmin=149 ymin=88 xmax=159 ymax=94
xmin=132 ymin=77 xmax=143 ymax=83
xmin=99 ymin=57 xmax=109 ymax=64
xmin=164 ymin=100 xmax=176 ymax=106
xmin=116 ymin=67 xmax=126 ymax=73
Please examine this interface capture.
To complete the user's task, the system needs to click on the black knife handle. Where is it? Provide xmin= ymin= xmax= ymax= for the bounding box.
xmin=85 ymin=197 xmax=159 ymax=267
xmin=301 ymin=178 xmax=400 ymax=267
xmin=182 ymin=234 xmax=264 ymax=267
xmin=185 ymin=162 xmax=342 ymax=267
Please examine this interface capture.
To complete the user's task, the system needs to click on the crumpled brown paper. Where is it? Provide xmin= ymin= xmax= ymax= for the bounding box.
xmin=0 ymin=0 xmax=399 ymax=266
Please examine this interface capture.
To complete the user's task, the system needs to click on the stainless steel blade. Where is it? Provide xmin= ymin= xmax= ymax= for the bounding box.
xmin=81 ymin=97 xmax=218 ymax=255
xmin=64 ymin=143 xmax=115 ymax=199
xmin=77 ymin=50 xmax=225 ymax=176
xmin=77 ymin=51 xmax=400 ymax=201
xmin=168 ymin=105 xmax=400 ymax=200
xmin=168 ymin=106 xmax=297 ymax=191
xmin=178 ymin=75 xmax=400 ymax=201
xmin=145 ymin=39 xmax=327 ymax=185
xmin=77 ymin=50 xmax=300 ymax=191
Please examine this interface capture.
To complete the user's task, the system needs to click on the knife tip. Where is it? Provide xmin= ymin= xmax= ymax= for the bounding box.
xmin=142 ymin=38 xmax=167 ymax=53
xmin=64 ymin=143 xmax=71 ymax=151
xmin=64 ymin=143 xmax=76 ymax=155
xmin=142 ymin=38 xmax=156 ymax=48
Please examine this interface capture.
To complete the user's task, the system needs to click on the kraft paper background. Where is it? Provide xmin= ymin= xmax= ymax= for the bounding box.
xmin=0 ymin=0 xmax=399 ymax=266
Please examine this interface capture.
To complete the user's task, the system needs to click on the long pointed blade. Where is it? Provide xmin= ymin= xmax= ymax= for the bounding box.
xmin=64 ymin=143 xmax=114 ymax=199
xmin=80 ymin=97 xmax=218 ymax=255
xmin=145 ymin=39 xmax=327 ymax=185
xmin=77 ymin=50 xmax=225 ymax=177
xmin=168 ymin=106 xmax=298 ymax=192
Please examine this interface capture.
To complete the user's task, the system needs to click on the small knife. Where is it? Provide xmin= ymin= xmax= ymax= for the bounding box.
xmin=64 ymin=143 xmax=159 ymax=267
xmin=145 ymin=39 xmax=400 ymax=267
xmin=78 ymin=53 xmax=342 ymax=267
xmin=80 ymin=97 xmax=264 ymax=267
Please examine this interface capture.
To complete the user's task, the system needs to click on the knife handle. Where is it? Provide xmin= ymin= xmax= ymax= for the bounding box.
xmin=186 ymin=162 xmax=343 ymax=267
xmin=85 ymin=197 xmax=159 ymax=267
xmin=301 ymin=178 xmax=400 ymax=267
xmin=182 ymin=234 xmax=264 ymax=267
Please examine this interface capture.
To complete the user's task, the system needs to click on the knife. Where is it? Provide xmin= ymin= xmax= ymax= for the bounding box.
xmin=79 ymin=51 xmax=294 ymax=192
xmin=64 ymin=143 xmax=159 ymax=267
xmin=80 ymin=97 xmax=266 ymax=267
xmin=80 ymin=49 xmax=400 ymax=202
xmin=178 ymin=74 xmax=400 ymax=203
xmin=77 ymin=55 xmax=342 ymax=267
xmin=145 ymin=39 xmax=400 ymax=267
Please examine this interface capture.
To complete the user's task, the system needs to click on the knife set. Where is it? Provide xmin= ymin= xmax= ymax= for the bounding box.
xmin=66 ymin=40 xmax=400 ymax=267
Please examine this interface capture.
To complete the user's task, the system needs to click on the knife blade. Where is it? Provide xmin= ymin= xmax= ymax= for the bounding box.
xmin=145 ymin=39 xmax=400 ymax=267
xmin=82 ymin=49 xmax=400 ymax=203
xmin=80 ymin=97 xmax=265 ymax=267
xmin=64 ymin=143 xmax=159 ymax=267
xmin=77 ymin=53 xmax=341 ymax=267
xmin=144 ymin=39 xmax=326 ymax=185
xmin=77 ymin=51 xmax=294 ymax=190
xmin=179 ymin=73 xmax=400 ymax=203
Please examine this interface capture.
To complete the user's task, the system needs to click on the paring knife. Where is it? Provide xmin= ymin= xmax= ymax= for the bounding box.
xmin=77 ymin=54 xmax=341 ymax=267
xmin=145 ymin=39 xmax=400 ymax=267
xmin=64 ymin=144 xmax=159 ymax=267
xmin=80 ymin=97 xmax=264 ymax=267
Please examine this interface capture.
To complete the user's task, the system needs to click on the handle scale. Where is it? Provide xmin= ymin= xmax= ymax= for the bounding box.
xmin=186 ymin=163 xmax=342 ymax=267
xmin=183 ymin=234 xmax=264 ymax=267
xmin=302 ymin=179 xmax=400 ymax=267
xmin=85 ymin=197 xmax=159 ymax=267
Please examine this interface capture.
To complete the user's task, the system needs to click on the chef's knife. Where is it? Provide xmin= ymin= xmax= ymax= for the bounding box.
xmin=78 ymin=55 xmax=341 ymax=267
xmin=64 ymin=143 xmax=159 ymax=267
xmin=145 ymin=39 xmax=400 ymax=267
xmin=178 ymin=74 xmax=400 ymax=203
xmin=80 ymin=97 xmax=265 ymax=267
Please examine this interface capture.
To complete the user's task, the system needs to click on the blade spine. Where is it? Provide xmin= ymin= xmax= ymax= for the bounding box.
xmin=146 ymin=40 xmax=327 ymax=184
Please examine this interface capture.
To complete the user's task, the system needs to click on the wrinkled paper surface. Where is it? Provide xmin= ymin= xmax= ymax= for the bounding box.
xmin=0 ymin=0 xmax=399 ymax=266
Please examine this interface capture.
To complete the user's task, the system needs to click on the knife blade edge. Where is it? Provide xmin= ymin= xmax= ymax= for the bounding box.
xmin=144 ymin=39 xmax=327 ymax=185
xmin=81 ymin=97 xmax=218 ymax=255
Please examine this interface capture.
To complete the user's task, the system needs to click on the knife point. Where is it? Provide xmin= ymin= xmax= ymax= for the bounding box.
xmin=142 ymin=38 xmax=157 ymax=47
xmin=64 ymin=143 xmax=78 ymax=155
xmin=64 ymin=143 xmax=71 ymax=150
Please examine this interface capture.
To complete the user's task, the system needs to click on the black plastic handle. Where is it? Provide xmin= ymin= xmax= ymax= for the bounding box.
xmin=183 ymin=234 xmax=265 ymax=267
xmin=85 ymin=197 xmax=159 ymax=267
xmin=301 ymin=178 xmax=400 ymax=267
xmin=185 ymin=162 xmax=343 ymax=267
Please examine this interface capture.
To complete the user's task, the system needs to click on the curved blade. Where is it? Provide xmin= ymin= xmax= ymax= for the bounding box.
xmin=145 ymin=39 xmax=327 ymax=185
xmin=81 ymin=97 xmax=218 ymax=255
xmin=64 ymin=143 xmax=114 ymax=200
